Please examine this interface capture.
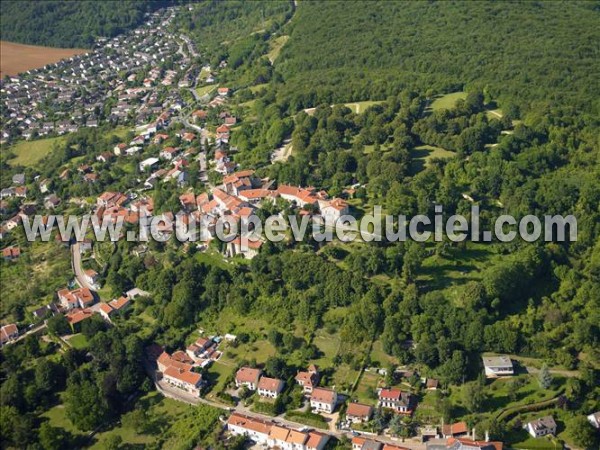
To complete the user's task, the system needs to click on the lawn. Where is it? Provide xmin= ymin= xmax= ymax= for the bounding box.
xmin=267 ymin=35 xmax=289 ymax=63
xmin=67 ymin=334 xmax=89 ymax=350
xmin=418 ymin=242 xmax=497 ymax=305
xmin=196 ymin=84 xmax=217 ymax=98
xmin=430 ymin=91 xmax=467 ymax=111
xmin=410 ymin=144 xmax=456 ymax=172
xmin=5 ymin=135 xmax=67 ymax=167
xmin=204 ymin=360 xmax=236 ymax=398
xmin=343 ymin=100 xmax=384 ymax=114
xmin=353 ymin=370 xmax=382 ymax=404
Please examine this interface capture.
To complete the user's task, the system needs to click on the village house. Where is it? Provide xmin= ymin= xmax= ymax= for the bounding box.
xmin=352 ymin=437 xmax=411 ymax=450
xmin=426 ymin=437 xmax=503 ymax=450
xmin=257 ymin=376 xmax=285 ymax=399
xmin=235 ymin=367 xmax=262 ymax=391
xmin=346 ymin=402 xmax=373 ymax=423
xmin=160 ymin=146 xmax=180 ymax=160
xmin=377 ymin=388 xmax=413 ymax=414
xmin=108 ymin=296 xmax=131 ymax=314
xmin=66 ymin=308 xmax=94 ymax=332
xmin=84 ymin=269 xmax=99 ymax=287
xmin=318 ymin=198 xmax=350 ymax=224
xmin=482 ymin=355 xmax=514 ymax=378
xmin=526 ymin=416 xmax=557 ymax=438
xmin=295 ymin=365 xmax=320 ymax=394
xmin=442 ymin=422 xmax=470 ymax=439
xmin=2 ymin=246 xmax=21 ymax=261
xmin=156 ymin=351 xmax=203 ymax=396
xmin=278 ymin=185 xmax=319 ymax=207
xmin=186 ymin=337 xmax=214 ymax=359
xmin=57 ymin=287 xmax=95 ymax=310
xmin=139 ymin=157 xmax=160 ymax=171
xmin=0 ymin=324 xmax=19 ymax=346
xmin=310 ymin=387 xmax=338 ymax=413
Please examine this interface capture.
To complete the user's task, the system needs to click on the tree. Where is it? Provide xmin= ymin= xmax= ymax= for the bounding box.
xmin=65 ymin=377 xmax=110 ymax=431
xmin=104 ymin=434 xmax=123 ymax=450
xmin=463 ymin=379 xmax=485 ymax=413
xmin=538 ymin=364 xmax=552 ymax=389
xmin=121 ymin=408 xmax=148 ymax=434
xmin=38 ymin=422 xmax=71 ymax=450
xmin=47 ymin=314 xmax=71 ymax=336
xmin=569 ymin=416 xmax=599 ymax=450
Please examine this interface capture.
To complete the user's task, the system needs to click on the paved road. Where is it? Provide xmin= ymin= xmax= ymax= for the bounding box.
xmin=71 ymin=242 xmax=95 ymax=291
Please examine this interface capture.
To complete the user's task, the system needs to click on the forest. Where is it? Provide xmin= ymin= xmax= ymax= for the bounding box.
xmin=0 ymin=0 xmax=173 ymax=48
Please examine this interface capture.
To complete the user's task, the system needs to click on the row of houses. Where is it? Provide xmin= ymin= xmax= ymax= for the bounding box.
xmin=227 ymin=413 xmax=330 ymax=450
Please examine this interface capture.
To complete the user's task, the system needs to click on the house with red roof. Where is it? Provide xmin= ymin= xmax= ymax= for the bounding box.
xmin=2 ymin=246 xmax=21 ymax=261
xmin=257 ymin=376 xmax=285 ymax=399
xmin=310 ymin=387 xmax=338 ymax=413
xmin=377 ymin=388 xmax=413 ymax=414
xmin=235 ymin=367 xmax=262 ymax=390
xmin=346 ymin=402 xmax=373 ymax=423
xmin=296 ymin=365 xmax=320 ymax=394
xmin=0 ymin=324 xmax=18 ymax=346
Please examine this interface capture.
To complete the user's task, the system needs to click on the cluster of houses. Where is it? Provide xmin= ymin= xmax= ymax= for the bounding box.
xmin=150 ymin=335 xmax=224 ymax=396
xmin=55 ymin=286 xmax=143 ymax=332
xmin=0 ymin=8 xmax=180 ymax=144
xmin=227 ymin=413 xmax=330 ymax=450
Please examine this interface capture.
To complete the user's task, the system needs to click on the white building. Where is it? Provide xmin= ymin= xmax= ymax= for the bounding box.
xmin=235 ymin=367 xmax=262 ymax=391
xmin=139 ymin=157 xmax=160 ymax=171
xmin=310 ymin=387 xmax=337 ymax=413
xmin=482 ymin=355 xmax=514 ymax=377
xmin=526 ymin=416 xmax=557 ymax=438
xmin=258 ymin=377 xmax=285 ymax=399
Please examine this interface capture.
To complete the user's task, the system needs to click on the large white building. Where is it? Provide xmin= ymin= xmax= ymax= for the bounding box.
xmin=482 ymin=355 xmax=514 ymax=378
xmin=310 ymin=387 xmax=338 ymax=413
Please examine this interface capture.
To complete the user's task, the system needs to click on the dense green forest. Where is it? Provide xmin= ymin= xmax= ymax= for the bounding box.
xmin=0 ymin=0 xmax=173 ymax=47
xmin=269 ymin=1 xmax=600 ymax=115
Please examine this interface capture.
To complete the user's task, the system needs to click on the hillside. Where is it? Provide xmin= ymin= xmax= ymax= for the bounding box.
xmin=0 ymin=0 xmax=172 ymax=48
xmin=273 ymin=1 xmax=600 ymax=114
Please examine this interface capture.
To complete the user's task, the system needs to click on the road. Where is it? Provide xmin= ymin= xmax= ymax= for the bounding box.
xmin=147 ymin=360 xmax=427 ymax=450
xmin=71 ymin=242 xmax=96 ymax=291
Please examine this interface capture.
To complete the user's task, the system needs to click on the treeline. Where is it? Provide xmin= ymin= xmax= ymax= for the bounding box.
xmin=0 ymin=0 xmax=174 ymax=48
xmin=272 ymin=1 xmax=600 ymax=115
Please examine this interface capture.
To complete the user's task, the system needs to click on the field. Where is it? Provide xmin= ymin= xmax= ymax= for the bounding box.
xmin=410 ymin=144 xmax=456 ymax=172
xmin=343 ymin=101 xmax=384 ymax=114
xmin=430 ymin=91 xmax=467 ymax=111
xmin=0 ymin=40 xmax=87 ymax=77
xmin=195 ymin=84 xmax=217 ymax=98
xmin=4 ymin=135 xmax=67 ymax=167
xmin=267 ymin=35 xmax=289 ymax=63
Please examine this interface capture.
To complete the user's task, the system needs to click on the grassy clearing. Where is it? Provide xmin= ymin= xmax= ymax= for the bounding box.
xmin=67 ymin=334 xmax=89 ymax=350
xmin=5 ymin=135 xmax=67 ymax=167
xmin=343 ymin=100 xmax=384 ymax=114
xmin=418 ymin=242 xmax=496 ymax=305
xmin=431 ymin=91 xmax=467 ymax=111
xmin=204 ymin=360 xmax=236 ymax=398
xmin=196 ymin=84 xmax=217 ymax=98
xmin=267 ymin=35 xmax=289 ymax=63
xmin=410 ymin=144 xmax=456 ymax=172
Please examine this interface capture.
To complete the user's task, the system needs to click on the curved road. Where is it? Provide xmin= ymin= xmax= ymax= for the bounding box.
xmin=71 ymin=242 xmax=95 ymax=291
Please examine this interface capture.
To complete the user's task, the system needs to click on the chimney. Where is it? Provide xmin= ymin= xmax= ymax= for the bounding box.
xmin=485 ymin=430 xmax=489 ymax=442
xmin=472 ymin=428 xmax=476 ymax=441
